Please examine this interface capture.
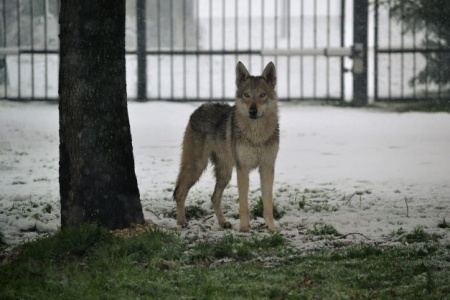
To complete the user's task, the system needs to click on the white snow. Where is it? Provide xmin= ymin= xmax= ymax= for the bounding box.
xmin=1 ymin=100 xmax=449 ymax=250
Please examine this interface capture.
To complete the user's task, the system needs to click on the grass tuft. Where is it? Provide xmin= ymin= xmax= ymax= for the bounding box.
xmin=438 ymin=218 xmax=450 ymax=229
xmin=167 ymin=204 xmax=207 ymax=220
xmin=192 ymin=235 xmax=251 ymax=261
xmin=307 ymin=223 xmax=340 ymax=237
xmin=18 ymin=223 xmax=112 ymax=261
xmin=404 ymin=226 xmax=439 ymax=244
xmin=42 ymin=203 xmax=53 ymax=214
xmin=190 ymin=234 xmax=287 ymax=262
xmin=296 ymin=190 xmax=339 ymax=212
xmin=251 ymin=197 xmax=285 ymax=220
xmin=251 ymin=233 xmax=285 ymax=249
xmin=326 ymin=244 xmax=383 ymax=261
xmin=390 ymin=226 xmax=440 ymax=244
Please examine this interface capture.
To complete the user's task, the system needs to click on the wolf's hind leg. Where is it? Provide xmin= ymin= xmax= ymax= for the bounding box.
xmin=211 ymin=153 xmax=233 ymax=229
xmin=174 ymin=127 xmax=209 ymax=227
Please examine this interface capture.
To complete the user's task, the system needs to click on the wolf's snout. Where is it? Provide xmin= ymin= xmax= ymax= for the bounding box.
xmin=249 ymin=107 xmax=258 ymax=119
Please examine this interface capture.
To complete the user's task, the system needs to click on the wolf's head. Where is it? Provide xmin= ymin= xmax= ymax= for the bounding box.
xmin=235 ymin=61 xmax=277 ymax=120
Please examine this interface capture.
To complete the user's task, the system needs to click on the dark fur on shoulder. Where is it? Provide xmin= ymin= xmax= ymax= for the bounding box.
xmin=189 ymin=102 xmax=233 ymax=140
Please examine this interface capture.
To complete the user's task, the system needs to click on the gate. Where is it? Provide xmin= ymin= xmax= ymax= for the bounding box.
xmin=0 ymin=0 xmax=349 ymax=102
xmin=374 ymin=0 xmax=450 ymax=102
xmin=131 ymin=0 xmax=348 ymax=102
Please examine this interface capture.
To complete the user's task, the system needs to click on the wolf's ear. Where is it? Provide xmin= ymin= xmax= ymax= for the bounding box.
xmin=236 ymin=61 xmax=250 ymax=87
xmin=262 ymin=62 xmax=277 ymax=88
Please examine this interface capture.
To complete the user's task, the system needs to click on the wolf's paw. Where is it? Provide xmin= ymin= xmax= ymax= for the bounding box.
xmin=266 ymin=223 xmax=277 ymax=233
xmin=267 ymin=226 xmax=277 ymax=234
xmin=177 ymin=220 xmax=188 ymax=228
xmin=221 ymin=221 xmax=232 ymax=229
xmin=239 ymin=226 xmax=249 ymax=233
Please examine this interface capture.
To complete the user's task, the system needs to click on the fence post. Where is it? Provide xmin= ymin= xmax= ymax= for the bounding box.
xmin=136 ymin=0 xmax=147 ymax=101
xmin=352 ymin=0 xmax=368 ymax=106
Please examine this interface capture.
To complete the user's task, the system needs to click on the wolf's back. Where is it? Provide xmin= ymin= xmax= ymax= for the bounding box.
xmin=189 ymin=102 xmax=233 ymax=139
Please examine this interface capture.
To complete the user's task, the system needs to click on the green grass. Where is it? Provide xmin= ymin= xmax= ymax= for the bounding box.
xmin=438 ymin=218 xmax=450 ymax=229
xmin=404 ymin=226 xmax=440 ymax=244
xmin=294 ymin=189 xmax=340 ymax=213
xmin=166 ymin=204 xmax=207 ymax=220
xmin=1 ymin=224 xmax=450 ymax=299
xmin=307 ymin=223 xmax=340 ymax=238
xmin=390 ymin=226 xmax=441 ymax=244
xmin=251 ymin=197 xmax=285 ymax=220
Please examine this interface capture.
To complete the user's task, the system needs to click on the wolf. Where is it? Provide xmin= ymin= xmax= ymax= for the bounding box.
xmin=173 ymin=61 xmax=279 ymax=233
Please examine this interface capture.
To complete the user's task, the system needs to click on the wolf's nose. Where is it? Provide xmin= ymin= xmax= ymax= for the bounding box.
xmin=249 ymin=108 xmax=258 ymax=118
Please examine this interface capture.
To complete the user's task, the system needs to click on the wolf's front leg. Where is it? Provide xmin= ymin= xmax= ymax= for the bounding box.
xmin=237 ymin=167 xmax=250 ymax=232
xmin=260 ymin=164 xmax=277 ymax=233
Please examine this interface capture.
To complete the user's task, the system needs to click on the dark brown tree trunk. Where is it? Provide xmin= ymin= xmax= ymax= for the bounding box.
xmin=59 ymin=0 xmax=144 ymax=229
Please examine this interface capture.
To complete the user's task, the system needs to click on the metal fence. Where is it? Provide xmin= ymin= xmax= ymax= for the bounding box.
xmin=0 ymin=0 xmax=59 ymax=100
xmin=374 ymin=0 xmax=450 ymax=102
xmin=2 ymin=0 xmax=447 ymax=103
xmin=128 ymin=0 xmax=346 ymax=101
xmin=1 ymin=0 xmax=347 ymax=102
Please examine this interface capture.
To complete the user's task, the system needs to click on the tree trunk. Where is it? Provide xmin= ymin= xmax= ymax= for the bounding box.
xmin=59 ymin=0 xmax=144 ymax=229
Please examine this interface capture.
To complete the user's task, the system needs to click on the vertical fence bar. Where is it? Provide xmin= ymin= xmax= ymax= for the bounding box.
xmin=222 ymin=0 xmax=225 ymax=99
xmin=170 ymin=0 xmax=174 ymax=99
xmin=234 ymin=0 xmax=238 ymax=69
xmin=340 ymin=0 xmax=345 ymax=101
xmin=248 ymin=0 xmax=251 ymax=64
xmin=2 ymin=0 xmax=6 ymax=98
xmin=274 ymin=0 xmax=277 ymax=69
xmin=44 ymin=0 xmax=48 ymax=99
xmin=209 ymin=0 xmax=212 ymax=99
xmin=261 ymin=0 xmax=265 ymax=71
xmin=313 ymin=0 xmax=317 ymax=98
xmin=136 ymin=0 xmax=147 ymax=101
xmin=17 ymin=0 xmax=20 ymax=99
xmin=326 ymin=0 xmax=330 ymax=99
xmin=374 ymin=0 xmax=378 ymax=101
xmin=182 ymin=0 xmax=186 ymax=100
xmin=425 ymin=23 xmax=428 ymax=98
xmin=196 ymin=0 xmax=200 ymax=99
xmin=388 ymin=0 xmax=392 ymax=99
xmin=412 ymin=13 xmax=416 ymax=98
xmin=30 ymin=0 xmax=34 ymax=99
xmin=300 ymin=0 xmax=304 ymax=98
xmin=400 ymin=4 xmax=404 ymax=98
xmin=157 ymin=0 xmax=161 ymax=99
xmin=287 ymin=0 xmax=290 ymax=100
xmin=352 ymin=0 xmax=368 ymax=106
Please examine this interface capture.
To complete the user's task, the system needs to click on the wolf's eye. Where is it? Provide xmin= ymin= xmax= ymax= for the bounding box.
xmin=243 ymin=93 xmax=250 ymax=98
xmin=259 ymin=93 xmax=266 ymax=98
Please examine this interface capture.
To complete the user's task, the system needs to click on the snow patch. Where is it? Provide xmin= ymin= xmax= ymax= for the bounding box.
xmin=0 ymin=100 xmax=449 ymax=251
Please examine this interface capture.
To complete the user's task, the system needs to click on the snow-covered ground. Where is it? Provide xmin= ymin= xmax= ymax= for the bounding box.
xmin=1 ymin=100 xmax=449 ymax=251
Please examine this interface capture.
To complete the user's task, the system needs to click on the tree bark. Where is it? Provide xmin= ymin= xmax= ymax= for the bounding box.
xmin=59 ymin=0 xmax=144 ymax=229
